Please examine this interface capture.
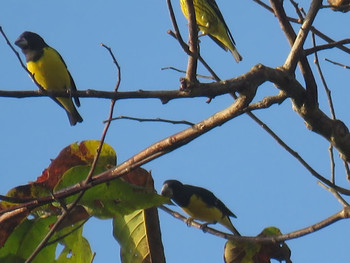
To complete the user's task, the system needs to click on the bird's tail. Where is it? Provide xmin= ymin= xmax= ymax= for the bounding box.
xmin=208 ymin=35 xmax=242 ymax=63
xmin=221 ymin=217 xmax=241 ymax=236
xmin=54 ymin=96 xmax=83 ymax=126
xmin=230 ymin=48 xmax=242 ymax=63
xmin=66 ymin=106 xmax=83 ymax=126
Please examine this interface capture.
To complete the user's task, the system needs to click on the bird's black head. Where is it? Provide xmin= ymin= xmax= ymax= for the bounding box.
xmin=15 ymin=31 xmax=48 ymax=54
xmin=161 ymin=180 xmax=183 ymax=199
xmin=161 ymin=179 xmax=193 ymax=207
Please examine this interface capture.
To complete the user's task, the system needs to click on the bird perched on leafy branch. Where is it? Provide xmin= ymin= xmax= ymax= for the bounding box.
xmin=161 ymin=179 xmax=240 ymax=235
xmin=180 ymin=0 xmax=242 ymax=62
xmin=15 ymin=31 xmax=83 ymax=126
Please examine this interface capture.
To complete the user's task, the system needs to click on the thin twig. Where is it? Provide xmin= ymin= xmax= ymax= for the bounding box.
xmin=325 ymin=58 xmax=350 ymax=69
xmin=160 ymin=205 xmax=350 ymax=243
xmin=312 ymin=36 xmax=337 ymax=120
xmin=317 ymin=181 xmax=350 ymax=207
xmin=289 ymin=0 xmax=304 ymax=20
xmin=159 ymin=205 xmax=236 ymax=239
xmin=344 ymin=161 xmax=350 ymax=183
xmin=243 ymin=108 xmax=350 ymax=195
xmin=329 ymin=145 xmax=336 ymax=183
xmin=167 ymin=30 xmax=221 ymax=82
xmin=305 ymin=39 xmax=350 ymax=55
xmin=252 ymin=0 xmax=350 ymax=54
xmin=165 ymin=0 xmax=189 ymax=54
xmin=44 ymin=218 xmax=89 ymax=247
xmin=311 ymin=33 xmax=337 ymax=185
xmin=161 ymin=66 xmax=214 ymax=80
xmin=108 ymin=115 xmax=194 ymax=126
xmin=0 ymin=27 xmax=27 ymax=72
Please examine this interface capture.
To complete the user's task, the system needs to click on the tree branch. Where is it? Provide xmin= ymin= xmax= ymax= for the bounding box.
xmin=160 ymin=205 xmax=350 ymax=243
xmin=270 ymin=0 xmax=319 ymax=107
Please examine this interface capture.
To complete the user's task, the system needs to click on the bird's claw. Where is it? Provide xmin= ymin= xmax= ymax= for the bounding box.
xmin=185 ymin=217 xmax=194 ymax=227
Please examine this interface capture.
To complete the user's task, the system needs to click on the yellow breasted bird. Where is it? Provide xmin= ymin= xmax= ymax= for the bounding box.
xmin=15 ymin=31 xmax=83 ymax=126
xmin=161 ymin=179 xmax=240 ymax=235
xmin=180 ymin=0 xmax=242 ymax=62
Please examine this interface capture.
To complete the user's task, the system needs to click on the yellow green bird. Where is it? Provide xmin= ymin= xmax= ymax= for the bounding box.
xmin=15 ymin=31 xmax=83 ymax=126
xmin=180 ymin=0 xmax=242 ymax=62
xmin=161 ymin=179 xmax=240 ymax=235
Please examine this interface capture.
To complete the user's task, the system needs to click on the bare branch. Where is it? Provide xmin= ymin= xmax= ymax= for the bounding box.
xmin=325 ymin=58 xmax=350 ymax=69
xmin=311 ymin=33 xmax=336 ymax=119
xmin=161 ymin=66 xmax=214 ymax=80
xmin=318 ymin=182 xmax=350 ymax=207
xmin=253 ymin=0 xmax=350 ymax=54
xmin=109 ymin=116 xmax=194 ymax=126
xmin=183 ymin=0 xmax=199 ymax=85
xmin=159 ymin=205 xmax=236 ymax=239
xmin=305 ymin=39 xmax=350 ymax=55
xmin=160 ymin=205 xmax=350 ymax=243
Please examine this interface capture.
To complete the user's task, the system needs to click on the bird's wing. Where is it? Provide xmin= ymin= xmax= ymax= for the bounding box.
xmin=54 ymin=48 xmax=80 ymax=107
xmin=206 ymin=0 xmax=236 ymax=45
xmin=186 ymin=185 xmax=237 ymax=218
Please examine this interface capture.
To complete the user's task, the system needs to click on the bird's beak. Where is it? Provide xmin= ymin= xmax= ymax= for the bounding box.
xmin=14 ymin=37 xmax=27 ymax=48
xmin=160 ymin=184 xmax=173 ymax=198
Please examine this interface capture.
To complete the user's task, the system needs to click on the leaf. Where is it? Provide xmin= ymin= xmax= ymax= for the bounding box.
xmin=55 ymin=224 xmax=93 ymax=263
xmin=0 ymin=208 xmax=30 ymax=248
xmin=113 ymin=207 xmax=165 ymax=263
xmin=257 ymin=227 xmax=292 ymax=263
xmin=224 ymin=239 xmax=261 ymax=263
xmin=36 ymin=140 xmax=116 ymax=189
xmin=224 ymin=227 xmax=292 ymax=263
xmin=54 ymin=167 xmax=169 ymax=218
xmin=0 ymin=140 xmax=116 ymax=247
xmin=0 ymin=184 xmax=55 ymax=247
xmin=0 ymin=215 xmax=92 ymax=263
xmin=0 ymin=217 xmax=57 ymax=263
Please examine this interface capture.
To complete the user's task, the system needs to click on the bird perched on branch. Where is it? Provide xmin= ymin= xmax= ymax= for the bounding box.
xmin=15 ymin=31 xmax=83 ymax=126
xmin=180 ymin=0 xmax=242 ymax=62
xmin=161 ymin=179 xmax=240 ymax=235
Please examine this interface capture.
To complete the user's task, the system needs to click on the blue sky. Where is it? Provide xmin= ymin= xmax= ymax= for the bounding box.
xmin=1 ymin=1 xmax=350 ymax=262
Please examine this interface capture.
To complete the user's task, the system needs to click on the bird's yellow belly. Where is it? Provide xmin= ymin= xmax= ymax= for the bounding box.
xmin=182 ymin=195 xmax=222 ymax=223
xmin=27 ymin=48 xmax=70 ymax=92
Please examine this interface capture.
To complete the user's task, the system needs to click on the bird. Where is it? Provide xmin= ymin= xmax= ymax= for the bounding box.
xmin=161 ymin=179 xmax=240 ymax=235
xmin=179 ymin=0 xmax=242 ymax=62
xmin=15 ymin=31 xmax=83 ymax=126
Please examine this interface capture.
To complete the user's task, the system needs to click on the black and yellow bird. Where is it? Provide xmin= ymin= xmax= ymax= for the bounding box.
xmin=180 ymin=0 xmax=242 ymax=62
xmin=15 ymin=31 xmax=83 ymax=126
xmin=161 ymin=179 xmax=240 ymax=235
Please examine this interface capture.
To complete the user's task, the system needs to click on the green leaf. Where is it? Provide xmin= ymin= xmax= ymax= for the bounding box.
xmin=224 ymin=239 xmax=260 ymax=263
xmin=0 ymin=216 xmax=92 ymax=263
xmin=55 ymin=224 xmax=93 ymax=263
xmin=0 ymin=217 xmax=57 ymax=263
xmin=224 ymin=227 xmax=292 ymax=263
xmin=258 ymin=226 xmax=282 ymax=237
xmin=54 ymin=166 xmax=169 ymax=218
xmin=113 ymin=207 xmax=165 ymax=263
